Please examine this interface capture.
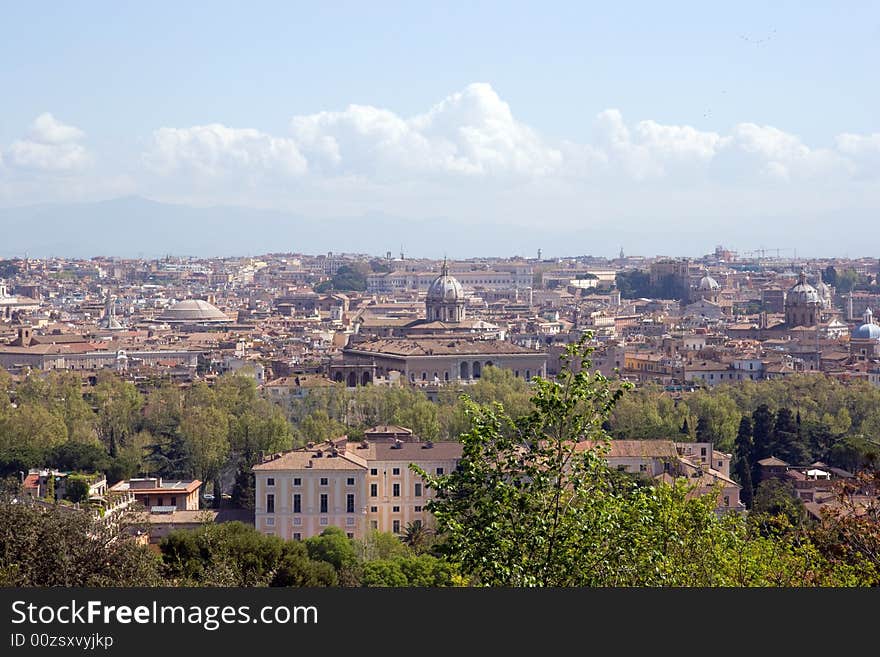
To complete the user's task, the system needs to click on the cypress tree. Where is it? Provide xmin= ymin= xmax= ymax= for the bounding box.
xmin=734 ymin=416 xmax=754 ymax=508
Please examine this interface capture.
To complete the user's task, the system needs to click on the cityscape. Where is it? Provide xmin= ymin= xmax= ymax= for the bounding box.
xmin=1 ymin=245 xmax=879 ymax=586
xmin=2 ymin=3 xmax=879 ymax=597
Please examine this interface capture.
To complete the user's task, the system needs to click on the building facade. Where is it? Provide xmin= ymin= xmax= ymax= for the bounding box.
xmin=253 ymin=437 xmax=462 ymax=540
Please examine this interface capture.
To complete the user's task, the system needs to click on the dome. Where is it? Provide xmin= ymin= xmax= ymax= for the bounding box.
xmin=426 ymin=262 xmax=464 ymax=302
xmin=699 ymin=274 xmax=720 ymax=291
xmin=852 ymin=308 xmax=880 ymax=340
xmin=158 ymin=299 xmax=228 ymax=323
xmin=786 ymin=271 xmax=820 ymax=306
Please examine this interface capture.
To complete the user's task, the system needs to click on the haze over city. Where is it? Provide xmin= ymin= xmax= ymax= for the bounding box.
xmin=1 ymin=2 xmax=879 ymax=258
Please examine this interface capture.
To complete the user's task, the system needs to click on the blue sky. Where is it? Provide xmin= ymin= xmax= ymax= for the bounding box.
xmin=1 ymin=1 xmax=878 ymax=256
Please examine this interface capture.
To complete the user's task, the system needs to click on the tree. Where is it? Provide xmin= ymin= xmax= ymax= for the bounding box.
xmin=0 ymin=497 xmax=161 ymax=586
xmin=752 ymin=478 xmax=806 ymax=529
xmin=160 ymin=521 xmax=336 ymax=587
xmin=751 ymin=404 xmax=775 ymax=484
xmin=402 ymin=520 xmax=432 ymax=552
xmin=413 ymin=336 xmax=633 ymax=586
xmin=305 ymin=526 xmax=358 ymax=570
xmin=64 ymin=475 xmax=91 ymax=504
xmin=91 ymin=373 xmax=143 ymax=457
xmin=1 ymin=404 xmax=68 ymax=451
xmin=230 ymin=462 xmax=255 ymax=510
xmin=414 ymin=337 xmax=861 ymax=586
xmin=734 ymin=416 xmax=755 ymax=508
xmin=772 ymin=407 xmax=809 ymax=465
xmin=179 ymin=405 xmax=230 ymax=502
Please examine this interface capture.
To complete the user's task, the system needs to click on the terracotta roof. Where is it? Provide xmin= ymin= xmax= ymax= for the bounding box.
xmin=757 ymin=456 xmax=789 ymax=467
xmin=372 ymin=442 xmax=463 ymax=462
xmin=576 ymin=439 xmax=679 ymax=459
xmin=345 ymin=337 xmax=542 ymax=357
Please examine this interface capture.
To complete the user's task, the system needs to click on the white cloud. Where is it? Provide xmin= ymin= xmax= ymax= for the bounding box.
xmin=590 ymin=109 xmax=729 ymax=180
xmin=3 ymin=113 xmax=91 ymax=172
xmin=144 ymin=124 xmax=307 ymax=179
xmin=136 ymin=85 xmax=879 ymax=192
xmin=290 ymin=82 xmax=563 ymax=179
xmin=28 ymin=112 xmax=85 ymax=144
xmin=728 ymin=123 xmax=849 ymax=180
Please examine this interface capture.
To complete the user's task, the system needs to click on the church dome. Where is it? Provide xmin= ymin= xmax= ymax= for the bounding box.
xmin=786 ymin=271 xmax=820 ymax=306
xmin=158 ymin=299 xmax=228 ymax=323
xmin=852 ymin=308 xmax=880 ymax=340
xmin=427 ymin=262 xmax=464 ymax=302
xmin=699 ymin=274 xmax=720 ymax=291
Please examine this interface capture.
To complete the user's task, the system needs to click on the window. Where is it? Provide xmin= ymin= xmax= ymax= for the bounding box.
xmin=370 ymin=520 xmax=378 ymax=530
xmin=392 ymin=506 xmax=400 ymax=512
xmin=320 ymin=518 xmax=328 ymax=526
xmin=346 ymin=493 xmax=355 ymax=513
xmin=266 ymin=517 xmax=275 ymax=526
xmin=293 ymin=517 xmax=302 ymax=526
xmin=723 ymin=496 xmax=730 ymax=507
xmin=266 ymin=494 xmax=275 ymax=514
xmin=392 ymin=467 xmax=400 ymax=476
xmin=293 ymin=477 xmax=301 ymax=486
xmin=320 ymin=494 xmax=328 ymax=514
xmin=414 ymin=506 xmax=422 ymax=512
xmin=617 ymin=465 xmax=627 ymax=472
xmin=700 ymin=447 xmax=707 ymax=456
xmin=293 ymin=494 xmax=301 ymax=513
xmin=267 ymin=477 xmax=275 ymax=486
xmin=370 ymin=483 xmax=378 ymax=496
xmin=370 ymin=506 xmax=378 ymax=513
xmin=319 ymin=477 xmax=328 ymax=486
xmin=393 ymin=520 xmax=400 ymax=533
xmin=639 ymin=464 xmax=647 ymax=472
xmin=370 ymin=468 xmax=378 ymax=476
xmin=717 ymin=461 xmax=723 ymax=468
xmin=414 ymin=483 xmax=422 ymax=497
xmin=347 ymin=533 xmax=354 ymax=539
xmin=436 ymin=467 xmax=444 ymax=475
xmin=293 ymin=533 xmax=301 ymax=541
xmin=346 ymin=517 xmax=355 ymax=526
xmin=346 ymin=477 xmax=355 ymax=486
xmin=392 ymin=483 xmax=400 ymax=497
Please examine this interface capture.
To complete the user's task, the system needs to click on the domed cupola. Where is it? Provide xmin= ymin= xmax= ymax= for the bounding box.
xmin=699 ymin=272 xmax=720 ymax=291
xmin=852 ymin=308 xmax=880 ymax=340
xmin=426 ymin=259 xmax=465 ymax=323
xmin=785 ymin=269 xmax=820 ymax=327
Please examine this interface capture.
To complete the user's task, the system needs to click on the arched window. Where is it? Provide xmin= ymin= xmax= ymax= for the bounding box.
xmin=460 ymin=362 xmax=470 ymax=379
xmin=362 ymin=371 xmax=371 ymax=386
xmin=347 ymin=372 xmax=357 ymax=387
xmin=473 ymin=361 xmax=482 ymax=378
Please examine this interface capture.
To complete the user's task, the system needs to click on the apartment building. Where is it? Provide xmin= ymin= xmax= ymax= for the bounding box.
xmin=253 ymin=435 xmax=462 ymax=540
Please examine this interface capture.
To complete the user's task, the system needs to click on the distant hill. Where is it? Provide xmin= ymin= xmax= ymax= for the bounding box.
xmin=0 ymin=196 xmax=549 ymax=259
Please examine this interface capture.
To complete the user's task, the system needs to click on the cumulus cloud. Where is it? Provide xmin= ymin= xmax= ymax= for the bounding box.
xmin=29 ymin=112 xmax=85 ymax=144
xmin=290 ymin=82 xmax=563 ymax=179
xmin=144 ymin=124 xmax=307 ymax=178
xmin=728 ymin=123 xmax=850 ymax=180
xmin=135 ymin=84 xmax=878 ymax=191
xmin=590 ymin=109 xmax=729 ymax=179
xmin=3 ymin=113 xmax=91 ymax=172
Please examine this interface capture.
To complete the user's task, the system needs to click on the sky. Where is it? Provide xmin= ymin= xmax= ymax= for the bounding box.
xmin=1 ymin=1 xmax=879 ymax=258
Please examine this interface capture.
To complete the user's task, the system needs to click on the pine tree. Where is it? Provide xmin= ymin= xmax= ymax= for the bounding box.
xmin=680 ymin=417 xmax=690 ymax=436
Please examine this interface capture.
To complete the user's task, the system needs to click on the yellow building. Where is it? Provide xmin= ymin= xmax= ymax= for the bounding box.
xmin=253 ymin=434 xmax=462 ymax=540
